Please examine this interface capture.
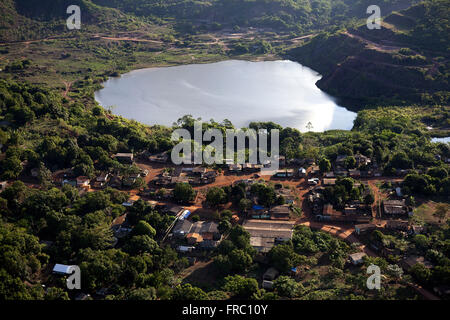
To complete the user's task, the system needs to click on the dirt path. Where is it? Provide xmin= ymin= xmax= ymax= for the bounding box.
xmin=345 ymin=31 xmax=402 ymax=52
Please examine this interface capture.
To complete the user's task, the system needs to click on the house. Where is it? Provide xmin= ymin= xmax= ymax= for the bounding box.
xmin=228 ymin=164 xmax=242 ymax=172
xmin=262 ymin=280 xmax=274 ymax=290
xmin=149 ymin=151 xmax=170 ymax=163
xmin=173 ymin=220 xmax=221 ymax=242
xmin=192 ymin=167 xmax=206 ymax=175
xmin=165 ymin=205 xmax=185 ymax=217
xmin=355 ymin=224 xmax=377 ymax=235
xmin=76 ymin=176 xmax=91 ymax=189
xmin=52 ymin=264 xmax=72 ymax=275
xmin=270 ymin=205 xmax=291 ymax=220
xmin=263 ymin=268 xmax=279 ymax=281
xmin=308 ymin=178 xmax=319 ymax=185
xmin=114 ymin=153 xmax=134 ymax=163
xmin=186 ymin=233 xmax=203 ymax=245
xmin=383 ymin=199 xmax=408 ymax=216
xmin=243 ymin=219 xmax=295 ymax=252
xmin=173 ymin=220 xmax=193 ymax=238
xmin=274 ymin=169 xmax=294 ymax=178
xmin=250 ymin=205 xmax=270 ymax=219
xmin=242 ymin=163 xmax=262 ymax=172
xmin=323 ymin=178 xmax=336 ymax=186
xmin=386 ymin=220 xmax=409 ymax=231
xmin=177 ymin=245 xmax=195 ymax=253
xmin=349 ymin=252 xmax=367 ymax=265
xmin=298 ymin=167 xmax=307 ymax=177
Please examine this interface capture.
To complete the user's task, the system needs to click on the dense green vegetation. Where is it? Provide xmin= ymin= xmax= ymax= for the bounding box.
xmin=0 ymin=0 xmax=448 ymax=301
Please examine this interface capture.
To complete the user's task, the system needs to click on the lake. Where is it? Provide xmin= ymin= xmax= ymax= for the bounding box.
xmin=95 ymin=60 xmax=357 ymax=132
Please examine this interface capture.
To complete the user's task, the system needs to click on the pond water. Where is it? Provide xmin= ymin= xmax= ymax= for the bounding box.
xmin=431 ymin=137 xmax=450 ymax=143
xmin=95 ymin=60 xmax=357 ymax=132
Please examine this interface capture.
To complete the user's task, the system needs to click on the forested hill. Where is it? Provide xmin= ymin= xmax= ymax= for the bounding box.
xmin=1 ymin=0 xmax=415 ymax=41
xmin=287 ymin=0 xmax=449 ymax=109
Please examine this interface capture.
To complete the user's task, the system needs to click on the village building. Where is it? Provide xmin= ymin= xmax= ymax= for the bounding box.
xmin=323 ymin=178 xmax=336 ymax=186
xmin=242 ymin=163 xmax=263 ymax=172
xmin=114 ymin=153 xmax=134 ymax=163
xmin=349 ymin=169 xmax=361 ymax=178
xmin=52 ymin=264 xmax=72 ymax=276
xmin=349 ymin=252 xmax=367 ymax=265
xmin=270 ymin=204 xmax=291 ymax=220
xmin=383 ymin=199 xmax=408 ymax=216
xmin=228 ymin=164 xmax=242 ymax=172
xmin=93 ymin=172 xmax=109 ymax=188
xmin=243 ymin=219 xmax=295 ymax=252
xmin=173 ymin=220 xmax=221 ymax=244
xmin=386 ymin=220 xmax=410 ymax=231
xmin=148 ymin=151 xmax=170 ymax=163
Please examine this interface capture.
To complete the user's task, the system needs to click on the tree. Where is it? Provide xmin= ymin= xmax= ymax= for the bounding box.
xmin=223 ymin=275 xmax=258 ymax=298
xmin=345 ymin=156 xmax=356 ymax=169
xmin=410 ymin=263 xmax=432 ymax=284
xmin=238 ymin=198 xmax=252 ymax=212
xmin=206 ymin=187 xmax=227 ymax=207
xmin=132 ymin=221 xmax=156 ymax=238
xmin=173 ymin=183 xmax=195 ymax=203
xmin=172 ymin=284 xmax=208 ymax=300
xmin=218 ymin=220 xmax=232 ymax=234
xmin=45 ymin=287 xmax=70 ymax=300
xmin=127 ymin=287 xmax=157 ymax=300
xmin=386 ymin=264 xmax=404 ymax=281
xmin=273 ymin=276 xmax=300 ymax=298
xmin=123 ymin=235 xmax=158 ymax=255
xmin=1 ymin=156 xmax=22 ymax=179
xmin=268 ymin=244 xmax=298 ymax=273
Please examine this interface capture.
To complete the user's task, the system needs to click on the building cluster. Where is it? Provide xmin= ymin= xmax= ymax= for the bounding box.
xmin=153 ymin=166 xmax=217 ymax=187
